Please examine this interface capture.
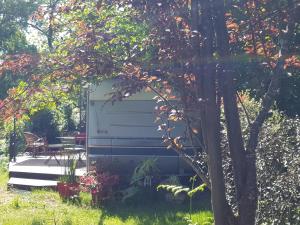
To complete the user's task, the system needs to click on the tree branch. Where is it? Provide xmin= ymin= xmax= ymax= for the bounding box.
xmin=26 ymin=22 xmax=48 ymax=36
xmin=246 ymin=64 xmax=282 ymax=153
xmin=237 ymin=92 xmax=251 ymax=127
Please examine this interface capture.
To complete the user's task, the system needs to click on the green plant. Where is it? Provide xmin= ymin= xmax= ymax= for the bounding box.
xmin=57 ymin=157 xmax=80 ymax=200
xmin=222 ymin=95 xmax=300 ymax=224
xmin=0 ymin=156 xmax=8 ymax=172
xmin=60 ymin=157 xmax=78 ymax=184
xmin=63 ymin=105 xmax=76 ymax=133
xmin=31 ymin=218 xmax=45 ymax=225
xmin=162 ymin=175 xmax=182 ymax=185
xmin=131 ymin=158 xmax=160 ymax=186
xmin=62 ymin=218 xmax=73 ymax=225
xmin=80 ymin=170 xmax=119 ymax=206
xmin=157 ymin=175 xmax=206 ymax=220
xmin=30 ymin=109 xmax=61 ymax=144
xmin=58 ymin=175 xmax=70 ymax=183
xmin=4 ymin=124 xmax=25 ymax=157
xmin=11 ymin=196 xmax=21 ymax=209
xmin=122 ymin=158 xmax=160 ymax=202
xmin=66 ymin=158 xmax=78 ymax=184
xmin=79 ymin=192 xmax=92 ymax=207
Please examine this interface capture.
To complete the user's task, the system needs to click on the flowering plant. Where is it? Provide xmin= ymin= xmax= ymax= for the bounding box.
xmin=80 ymin=171 xmax=99 ymax=194
xmin=80 ymin=170 xmax=119 ymax=203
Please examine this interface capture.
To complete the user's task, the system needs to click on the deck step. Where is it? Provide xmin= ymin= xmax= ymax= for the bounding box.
xmin=8 ymin=177 xmax=57 ymax=188
xmin=9 ymin=166 xmax=86 ymax=176
xmin=8 ymin=156 xmax=87 ymax=190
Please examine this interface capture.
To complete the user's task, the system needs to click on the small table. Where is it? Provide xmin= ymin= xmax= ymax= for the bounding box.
xmin=57 ymin=136 xmax=86 ymax=161
xmin=57 ymin=136 xmax=86 ymax=144
xmin=45 ymin=144 xmax=64 ymax=165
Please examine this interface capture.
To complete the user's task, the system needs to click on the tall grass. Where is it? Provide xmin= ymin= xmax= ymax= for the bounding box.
xmin=0 ymin=185 xmax=213 ymax=225
xmin=0 ymin=156 xmax=8 ymax=187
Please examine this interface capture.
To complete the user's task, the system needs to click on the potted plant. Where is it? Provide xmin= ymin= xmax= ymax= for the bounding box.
xmin=57 ymin=158 xmax=80 ymax=199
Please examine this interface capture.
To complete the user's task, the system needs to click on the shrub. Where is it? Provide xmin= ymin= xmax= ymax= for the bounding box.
xmin=0 ymin=156 xmax=8 ymax=172
xmin=255 ymin=116 xmax=300 ymax=224
xmin=80 ymin=170 xmax=119 ymax=206
xmin=222 ymin=94 xmax=300 ymax=224
xmin=63 ymin=105 xmax=77 ymax=133
xmin=131 ymin=158 xmax=160 ymax=187
xmin=121 ymin=158 xmax=160 ymax=202
xmin=29 ymin=109 xmax=61 ymax=144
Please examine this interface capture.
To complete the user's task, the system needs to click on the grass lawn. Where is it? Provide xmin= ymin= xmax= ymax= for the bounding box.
xmin=0 ymin=170 xmax=213 ymax=225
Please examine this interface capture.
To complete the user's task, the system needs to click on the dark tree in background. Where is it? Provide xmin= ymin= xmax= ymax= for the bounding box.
xmin=30 ymin=109 xmax=60 ymax=144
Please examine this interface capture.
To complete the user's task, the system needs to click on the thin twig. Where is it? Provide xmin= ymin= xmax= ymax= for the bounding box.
xmin=237 ymin=92 xmax=251 ymax=127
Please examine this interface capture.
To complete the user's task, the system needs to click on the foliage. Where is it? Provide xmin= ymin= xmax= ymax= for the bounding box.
xmin=64 ymin=158 xmax=78 ymax=184
xmin=0 ymin=0 xmax=298 ymax=224
xmin=57 ymin=158 xmax=80 ymax=200
xmin=121 ymin=158 xmax=160 ymax=202
xmin=105 ymin=1 xmax=298 ymax=224
xmin=0 ymin=157 xmax=8 ymax=188
xmin=31 ymin=217 xmax=45 ymax=225
xmin=80 ymin=170 xmax=119 ymax=194
xmin=78 ymin=192 xmax=92 ymax=207
xmin=230 ymin=0 xmax=300 ymax=116
xmin=157 ymin=184 xmax=190 ymax=197
xmin=131 ymin=158 xmax=160 ymax=186
xmin=58 ymin=157 xmax=78 ymax=187
xmin=0 ymin=0 xmax=38 ymax=54
xmin=80 ymin=170 xmax=119 ymax=205
xmin=79 ymin=171 xmax=98 ymax=194
xmin=63 ymin=105 xmax=76 ymax=132
xmin=11 ymin=196 xmax=21 ymax=209
xmin=37 ymin=1 xmax=297 ymax=223
xmin=0 ymin=0 xmax=39 ymax=124
xmin=222 ymin=94 xmax=300 ymax=224
xmin=158 ymin=175 xmax=207 ymax=223
xmin=29 ymin=108 xmax=61 ymax=144
xmin=58 ymin=175 xmax=71 ymax=184
xmin=0 ymin=0 xmax=149 ymax=145
xmin=256 ymin=115 xmax=300 ymax=224
xmin=0 ymin=118 xmax=25 ymax=157
xmin=44 ymin=2 xmax=149 ymax=84
xmin=0 ymin=156 xmax=8 ymax=173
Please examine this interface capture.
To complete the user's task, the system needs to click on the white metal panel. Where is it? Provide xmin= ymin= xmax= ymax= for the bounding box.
xmin=89 ymin=81 xmax=156 ymax=101
xmin=87 ymin=80 xmax=185 ymax=142
xmin=88 ymin=100 xmax=162 ymax=138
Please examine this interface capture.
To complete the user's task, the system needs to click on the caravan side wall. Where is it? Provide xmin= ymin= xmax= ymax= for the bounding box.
xmin=87 ymin=82 xmax=192 ymax=175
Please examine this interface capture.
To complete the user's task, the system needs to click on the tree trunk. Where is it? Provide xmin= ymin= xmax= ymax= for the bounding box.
xmin=211 ymin=0 xmax=257 ymax=224
xmin=202 ymin=63 xmax=230 ymax=225
xmin=198 ymin=1 xmax=230 ymax=224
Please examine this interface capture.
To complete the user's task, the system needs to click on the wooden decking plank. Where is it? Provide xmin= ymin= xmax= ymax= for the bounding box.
xmin=9 ymin=165 xmax=86 ymax=176
xmin=8 ymin=178 xmax=57 ymax=187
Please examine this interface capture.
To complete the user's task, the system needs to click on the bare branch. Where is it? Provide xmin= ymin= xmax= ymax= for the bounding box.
xmin=246 ymin=57 xmax=284 ymax=154
xmin=237 ymin=92 xmax=251 ymax=127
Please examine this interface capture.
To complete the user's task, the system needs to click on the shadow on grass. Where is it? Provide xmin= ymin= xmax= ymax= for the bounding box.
xmin=97 ymin=191 xmax=211 ymax=225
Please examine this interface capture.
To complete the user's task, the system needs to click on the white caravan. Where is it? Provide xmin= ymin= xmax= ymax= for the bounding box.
xmin=86 ymin=80 xmax=192 ymax=176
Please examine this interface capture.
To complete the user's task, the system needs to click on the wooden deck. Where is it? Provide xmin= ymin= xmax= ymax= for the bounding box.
xmin=8 ymin=155 xmax=86 ymax=189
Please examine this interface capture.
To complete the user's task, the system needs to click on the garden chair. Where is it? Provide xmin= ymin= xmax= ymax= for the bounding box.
xmin=24 ymin=132 xmax=47 ymax=157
